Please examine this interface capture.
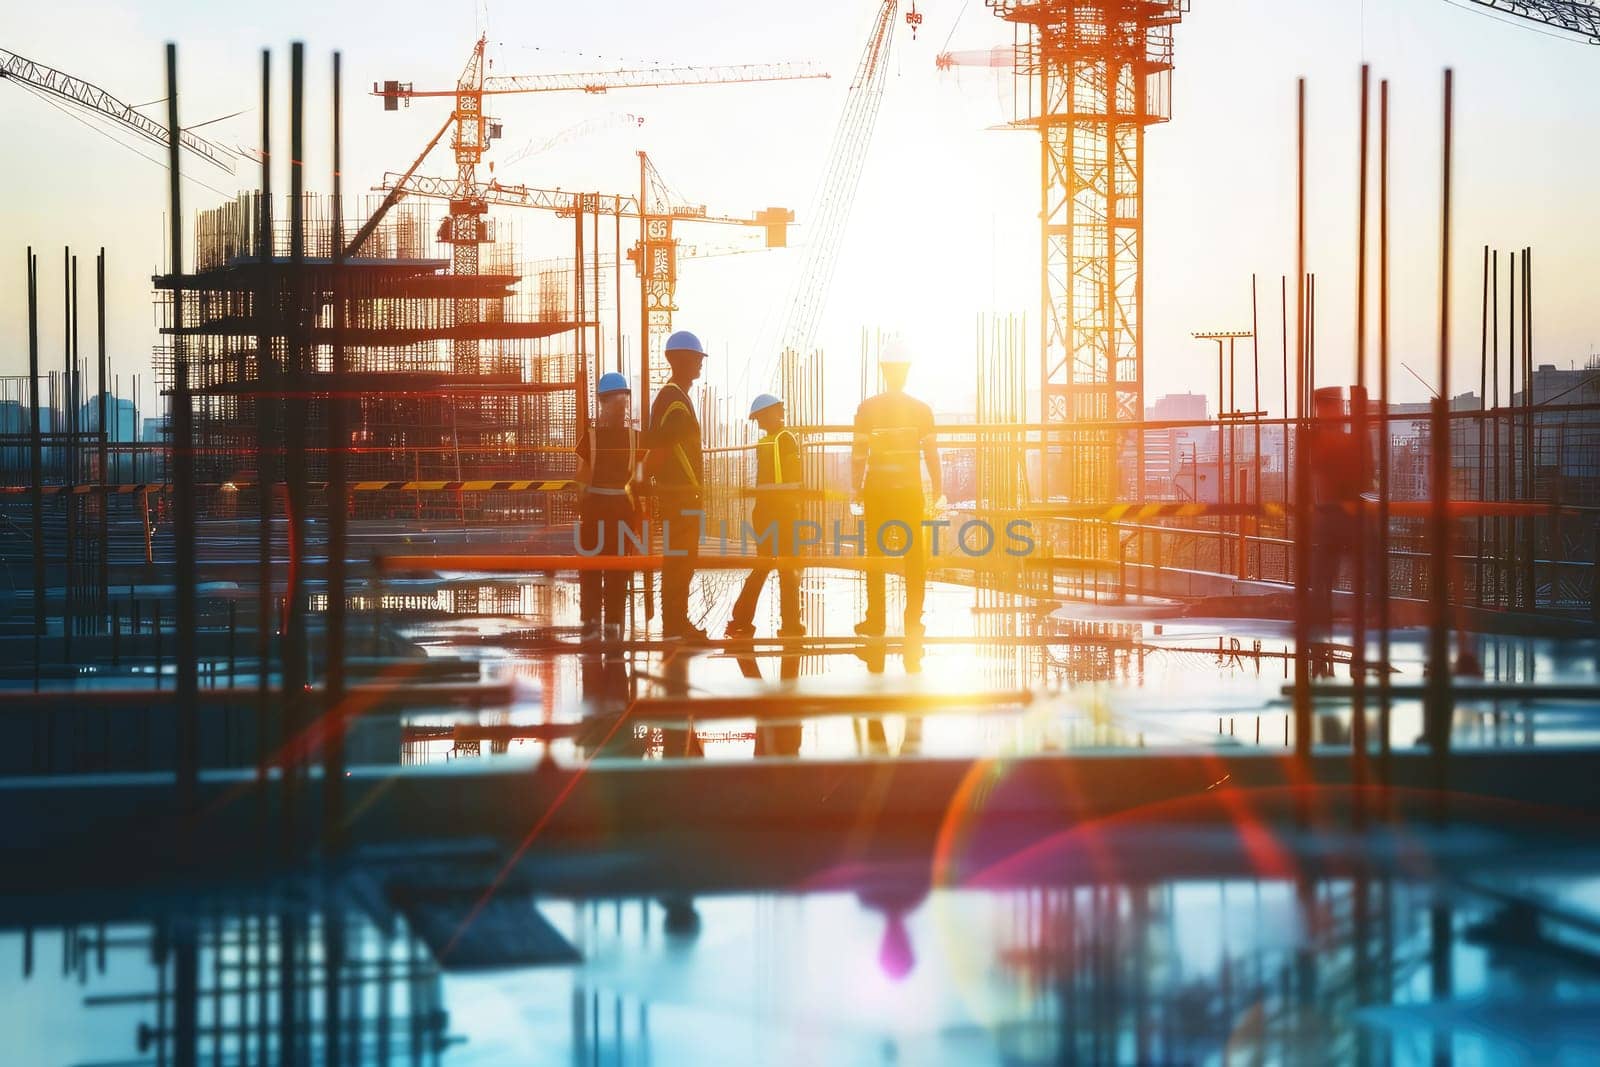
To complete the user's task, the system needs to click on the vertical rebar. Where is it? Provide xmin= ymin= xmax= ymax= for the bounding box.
xmin=1377 ymin=79 xmax=1393 ymax=789
xmin=1292 ymin=78 xmax=1311 ymax=768
xmin=325 ymin=50 xmax=349 ymax=853
xmin=167 ymin=42 xmax=199 ymax=826
xmin=282 ymin=40 xmax=309 ymax=853
xmin=97 ymin=249 xmax=110 ymax=629
xmin=1425 ymin=69 xmax=1455 ymax=808
xmin=1251 ymin=274 xmax=1261 ymax=575
xmin=1477 ymin=245 xmax=1489 ymax=608
xmin=1522 ymin=247 xmax=1535 ymax=609
xmin=1351 ymin=64 xmax=1371 ymax=792
xmin=65 ymin=250 xmax=77 ymax=654
xmin=255 ymin=50 xmax=275 ymax=799
xmin=28 ymin=249 xmax=45 ymax=687
xmin=1493 ymin=248 xmax=1502 ymax=606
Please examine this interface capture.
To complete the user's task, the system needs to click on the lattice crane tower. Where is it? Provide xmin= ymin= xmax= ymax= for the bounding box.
xmin=989 ymin=1 xmax=1188 ymax=503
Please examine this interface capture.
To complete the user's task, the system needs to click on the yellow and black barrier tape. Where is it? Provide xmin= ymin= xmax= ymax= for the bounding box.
xmin=2 ymin=479 xmax=582 ymax=496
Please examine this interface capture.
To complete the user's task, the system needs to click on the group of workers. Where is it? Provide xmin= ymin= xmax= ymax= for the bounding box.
xmin=574 ymin=329 xmax=942 ymax=645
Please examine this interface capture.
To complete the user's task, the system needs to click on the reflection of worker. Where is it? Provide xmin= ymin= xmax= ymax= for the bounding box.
xmin=852 ymin=340 xmax=943 ymax=638
xmin=647 ymin=330 xmax=709 ymax=642
xmin=574 ymin=372 xmax=641 ymax=643
xmin=1306 ymin=386 xmax=1370 ymax=640
xmin=726 ymin=393 xmax=804 ymax=641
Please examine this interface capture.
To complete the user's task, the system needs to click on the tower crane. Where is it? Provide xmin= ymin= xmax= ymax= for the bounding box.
xmin=769 ymin=0 xmax=901 ymax=377
xmin=1458 ymin=0 xmax=1600 ymax=40
xmin=0 ymin=46 xmax=236 ymax=172
xmin=377 ymin=154 xmax=793 ymax=388
xmin=367 ymin=35 xmax=826 ymax=381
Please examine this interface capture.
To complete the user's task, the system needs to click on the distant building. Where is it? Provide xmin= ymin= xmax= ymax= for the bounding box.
xmin=1143 ymin=392 xmax=1211 ymax=499
xmin=79 ymin=394 xmax=140 ymax=443
xmin=1384 ymin=358 xmax=1600 ymax=504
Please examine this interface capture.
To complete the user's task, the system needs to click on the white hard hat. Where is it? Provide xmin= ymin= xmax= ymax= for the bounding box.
xmin=748 ymin=393 xmax=784 ymax=418
xmin=880 ymin=338 xmax=913 ymax=366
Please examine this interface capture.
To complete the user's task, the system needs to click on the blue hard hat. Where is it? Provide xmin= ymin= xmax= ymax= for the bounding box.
xmin=664 ymin=330 xmax=706 ymax=357
xmin=597 ymin=371 xmax=630 ymax=396
xmin=748 ymin=393 xmax=784 ymax=419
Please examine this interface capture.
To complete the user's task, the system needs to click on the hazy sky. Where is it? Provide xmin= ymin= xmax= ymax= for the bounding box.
xmin=2 ymin=0 xmax=1596 ymax=423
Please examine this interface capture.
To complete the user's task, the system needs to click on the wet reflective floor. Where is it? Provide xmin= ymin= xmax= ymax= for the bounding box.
xmin=396 ymin=572 xmax=1600 ymax=766
xmin=9 ymin=871 xmax=1600 ymax=1065
xmin=6 ymin=571 xmax=1598 ymax=1064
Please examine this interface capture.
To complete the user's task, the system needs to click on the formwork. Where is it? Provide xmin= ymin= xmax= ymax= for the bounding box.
xmin=153 ymin=192 xmax=588 ymax=525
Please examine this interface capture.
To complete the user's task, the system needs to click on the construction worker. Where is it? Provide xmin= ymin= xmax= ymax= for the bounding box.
xmin=574 ymin=371 xmax=643 ymax=643
xmin=726 ymin=393 xmax=804 ymax=641
xmin=852 ymin=339 xmax=943 ymax=639
xmin=1306 ymin=385 xmax=1371 ymax=652
xmin=646 ymin=330 xmax=709 ymax=642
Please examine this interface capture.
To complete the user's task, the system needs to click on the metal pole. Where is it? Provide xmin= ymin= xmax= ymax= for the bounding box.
xmin=282 ymin=40 xmax=308 ymax=852
xmin=1292 ymin=78 xmax=1311 ymax=768
xmin=1493 ymin=248 xmax=1502 ymax=606
xmin=28 ymin=250 xmax=45 ymax=684
xmin=1522 ymin=247 xmax=1535 ymax=609
xmin=167 ymin=43 xmax=199 ymax=828
xmin=1477 ymin=245 xmax=1489 ymax=608
xmin=1377 ymin=79 xmax=1392 ymax=789
xmin=324 ymin=50 xmax=348 ymax=853
xmin=1351 ymin=64 xmax=1370 ymax=790
xmin=1251 ymin=274 xmax=1261 ymax=575
xmin=255 ymin=50 xmax=275 ymax=802
xmin=1425 ymin=69 xmax=1455 ymax=808
xmin=97 ymin=249 xmax=109 ymax=628
xmin=65 ymin=250 xmax=76 ymax=656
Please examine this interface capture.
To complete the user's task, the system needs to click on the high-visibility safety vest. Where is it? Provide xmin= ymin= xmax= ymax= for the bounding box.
xmin=581 ymin=425 xmax=641 ymax=498
xmin=754 ymin=428 xmax=802 ymax=504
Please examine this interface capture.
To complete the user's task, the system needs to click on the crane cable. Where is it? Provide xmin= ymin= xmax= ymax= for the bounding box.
xmin=9 ymin=79 xmax=236 ymax=199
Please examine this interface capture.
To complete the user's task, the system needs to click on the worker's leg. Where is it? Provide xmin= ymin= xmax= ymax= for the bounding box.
xmin=578 ymin=499 xmax=603 ymax=631
xmin=729 ymin=565 xmax=771 ymax=629
xmin=775 ymin=504 xmax=802 ymax=634
xmin=730 ymin=506 xmax=774 ymax=629
xmin=601 ymin=500 xmax=631 ymax=632
xmin=860 ymin=494 xmax=888 ymax=634
xmin=899 ymin=493 xmax=928 ymax=636
xmin=661 ymin=497 xmax=702 ymax=634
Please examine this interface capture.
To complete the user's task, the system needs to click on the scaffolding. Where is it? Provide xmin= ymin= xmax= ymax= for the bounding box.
xmin=153 ymin=193 xmax=588 ymax=523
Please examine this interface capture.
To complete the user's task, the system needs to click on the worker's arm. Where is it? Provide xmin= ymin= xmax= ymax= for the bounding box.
xmin=574 ymin=435 xmax=592 ymax=488
xmin=850 ymin=407 xmax=868 ymax=497
xmin=921 ymin=408 xmax=943 ymax=499
xmin=657 ymin=403 xmax=702 ymax=490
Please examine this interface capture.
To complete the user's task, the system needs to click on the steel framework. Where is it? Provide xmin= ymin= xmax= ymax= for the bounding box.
xmin=991 ymin=1 xmax=1187 ymax=504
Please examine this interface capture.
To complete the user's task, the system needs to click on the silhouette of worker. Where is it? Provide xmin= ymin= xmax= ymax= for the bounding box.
xmin=851 ymin=339 xmax=944 ymax=640
xmin=726 ymin=392 xmax=804 ymax=642
xmin=647 ymin=331 xmax=709 ymax=642
xmin=1305 ymin=386 xmax=1371 ymax=652
xmin=574 ymin=372 xmax=642 ymax=644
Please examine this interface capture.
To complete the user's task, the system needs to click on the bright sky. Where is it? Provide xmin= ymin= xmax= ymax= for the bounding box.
xmin=2 ymin=0 xmax=1597 ymax=424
